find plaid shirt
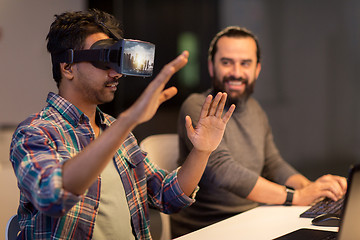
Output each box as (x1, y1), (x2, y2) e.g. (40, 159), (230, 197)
(10, 92), (195, 240)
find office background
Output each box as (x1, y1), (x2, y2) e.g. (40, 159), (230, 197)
(1, 0), (359, 237)
(1, 0), (359, 180)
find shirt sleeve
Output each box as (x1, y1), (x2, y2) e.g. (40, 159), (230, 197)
(261, 122), (299, 184)
(10, 125), (82, 217)
(143, 154), (197, 214)
(201, 141), (260, 198)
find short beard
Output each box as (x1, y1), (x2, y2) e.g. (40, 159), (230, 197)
(212, 75), (256, 109)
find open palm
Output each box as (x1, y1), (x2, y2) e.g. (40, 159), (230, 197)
(186, 92), (235, 153)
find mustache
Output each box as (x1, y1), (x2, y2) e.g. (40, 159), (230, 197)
(223, 76), (249, 85)
(104, 78), (120, 86)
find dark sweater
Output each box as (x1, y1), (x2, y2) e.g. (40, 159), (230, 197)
(171, 89), (298, 237)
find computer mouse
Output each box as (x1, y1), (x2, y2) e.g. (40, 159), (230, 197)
(311, 213), (341, 227)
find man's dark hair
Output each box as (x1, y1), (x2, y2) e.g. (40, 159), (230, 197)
(208, 26), (261, 64)
(46, 9), (123, 87)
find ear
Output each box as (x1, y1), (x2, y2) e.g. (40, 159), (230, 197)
(60, 63), (74, 80)
(255, 62), (261, 79)
(208, 59), (214, 78)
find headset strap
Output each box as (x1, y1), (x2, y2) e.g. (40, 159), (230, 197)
(51, 49), (112, 64)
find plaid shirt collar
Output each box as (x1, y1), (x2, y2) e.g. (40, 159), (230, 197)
(47, 92), (108, 128)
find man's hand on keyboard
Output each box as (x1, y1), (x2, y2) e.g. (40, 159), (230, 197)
(293, 174), (347, 206)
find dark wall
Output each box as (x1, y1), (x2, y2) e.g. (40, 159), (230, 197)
(219, 0), (360, 178)
(89, 0), (360, 180)
(89, 0), (219, 141)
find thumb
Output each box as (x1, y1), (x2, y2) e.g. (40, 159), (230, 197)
(185, 115), (195, 139)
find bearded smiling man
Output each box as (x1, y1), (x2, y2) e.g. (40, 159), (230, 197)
(210, 29), (259, 108)
(170, 26), (347, 238)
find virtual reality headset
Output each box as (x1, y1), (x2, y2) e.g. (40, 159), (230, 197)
(52, 38), (155, 77)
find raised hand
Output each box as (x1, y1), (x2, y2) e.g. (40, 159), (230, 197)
(178, 92), (235, 196)
(186, 92), (235, 153)
(121, 51), (189, 126)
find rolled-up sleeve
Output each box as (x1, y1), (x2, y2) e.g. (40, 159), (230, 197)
(144, 155), (197, 214)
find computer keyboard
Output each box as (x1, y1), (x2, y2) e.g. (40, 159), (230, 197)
(300, 197), (344, 218)
(321, 232), (338, 240)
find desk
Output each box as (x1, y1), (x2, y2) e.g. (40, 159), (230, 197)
(174, 206), (338, 240)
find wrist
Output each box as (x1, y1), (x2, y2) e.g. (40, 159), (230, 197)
(283, 186), (295, 206)
(191, 147), (212, 158)
(117, 111), (138, 131)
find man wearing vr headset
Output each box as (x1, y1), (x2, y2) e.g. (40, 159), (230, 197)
(9, 9), (235, 239)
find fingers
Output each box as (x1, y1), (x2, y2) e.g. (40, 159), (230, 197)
(171, 51), (189, 72)
(297, 175), (347, 205)
(318, 188), (341, 202)
(325, 183), (343, 200)
(316, 175), (347, 197)
(335, 175), (347, 193)
(134, 51), (187, 116)
(322, 189), (341, 202)
(310, 175), (347, 202)
(223, 104), (235, 123)
(198, 95), (213, 120)
(208, 92), (223, 116)
(158, 86), (178, 104)
(331, 176), (347, 196)
(199, 92), (235, 120)
(185, 115), (194, 139)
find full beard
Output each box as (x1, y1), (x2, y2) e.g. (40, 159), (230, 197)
(212, 75), (255, 109)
